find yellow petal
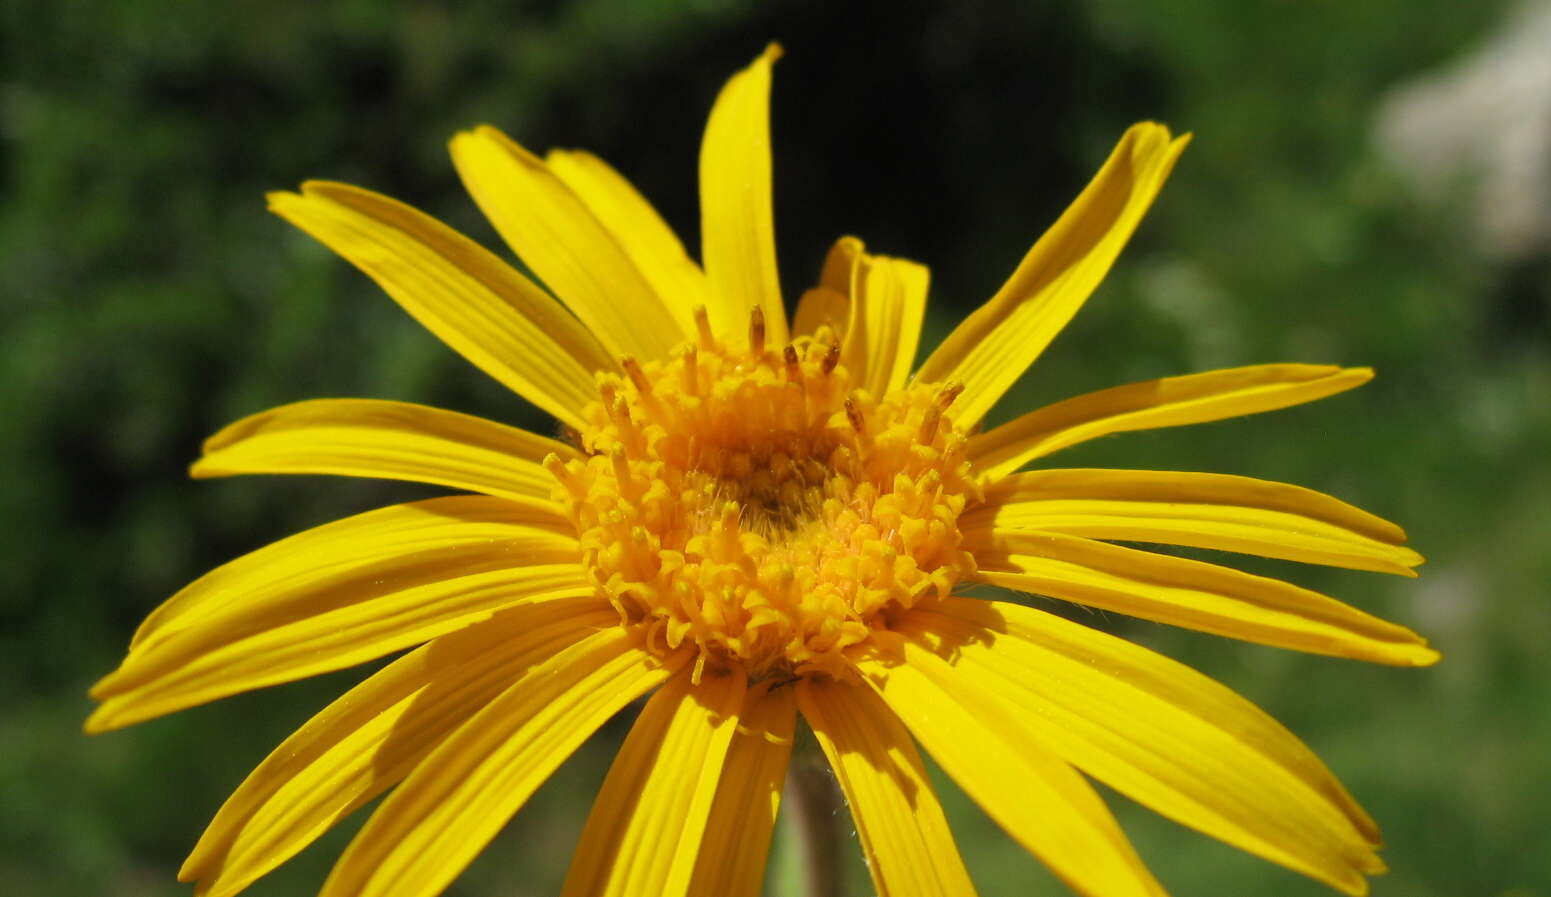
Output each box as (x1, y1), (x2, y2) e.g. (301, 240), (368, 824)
(842, 253), (929, 397)
(792, 235), (863, 341)
(686, 681), (796, 897)
(191, 398), (577, 506)
(970, 364), (1373, 480)
(849, 647), (1167, 897)
(89, 564), (588, 732)
(916, 123), (1190, 427)
(966, 468), (1423, 576)
(795, 677), (978, 897)
(900, 599), (1385, 895)
(562, 669), (746, 897)
(699, 43), (789, 346)
(127, 495), (571, 653)
(966, 529), (1439, 666)
(449, 126), (685, 361)
(546, 148), (712, 338)
(319, 628), (683, 897)
(181, 596), (615, 897)
(268, 182), (610, 431)
(90, 501), (584, 731)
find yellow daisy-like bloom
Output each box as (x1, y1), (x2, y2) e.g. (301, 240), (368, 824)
(89, 45), (1437, 897)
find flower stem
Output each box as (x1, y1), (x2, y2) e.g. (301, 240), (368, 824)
(785, 735), (845, 897)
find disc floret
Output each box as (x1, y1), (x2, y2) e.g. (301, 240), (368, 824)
(547, 308), (981, 681)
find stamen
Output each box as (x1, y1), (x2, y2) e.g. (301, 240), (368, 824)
(822, 342), (841, 375)
(542, 452), (588, 500)
(936, 381), (965, 410)
(693, 305), (715, 350)
(621, 356), (651, 394)
(917, 404), (942, 444)
(680, 345), (699, 394)
(609, 445), (632, 484)
(782, 344), (802, 383)
(749, 305), (766, 357)
(844, 396), (866, 436)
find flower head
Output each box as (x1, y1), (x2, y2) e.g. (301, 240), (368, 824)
(90, 44), (1435, 897)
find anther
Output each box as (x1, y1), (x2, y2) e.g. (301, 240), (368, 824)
(782, 344), (802, 383)
(719, 501), (742, 533)
(917, 404), (942, 444)
(935, 381), (965, 410)
(680, 344), (699, 394)
(693, 305), (715, 350)
(609, 445), (632, 483)
(542, 453), (588, 499)
(749, 305), (766, 357)
(621, 356), (651, 393)
(822, 342), (841, 375)
(844, 396), (866, 435)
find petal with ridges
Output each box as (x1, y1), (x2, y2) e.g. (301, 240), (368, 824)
(969, 364), (1372, 481)
(916, 123), (1190, 427)
(792, 236), (863, 341)
(966, 529), (1439, 665)
(268, 183), (609, 430)
(191, 398), (577, 504)
(450, 126), (684, 361)
(319, 629), (684, 897)
(898, 600), (1384, 895)
(848, 650), (1166, 897)
(182, 596), (615, 897)
(88, 562), (589, 732)
(686, 681), (796, 897)
(546, 148), (711, 337)
(126, 496), (572, 654)
(562, 669), (745, 897)
(699, 43), (788, 346)
(796, 677), (977, 897)
(965, 468), (1422, 576)
(843, 253), (929, 397)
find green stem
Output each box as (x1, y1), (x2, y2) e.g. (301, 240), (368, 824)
(785, 737), (845, 897)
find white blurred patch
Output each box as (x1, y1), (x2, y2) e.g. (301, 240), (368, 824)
(1375, 1), (1551, 258)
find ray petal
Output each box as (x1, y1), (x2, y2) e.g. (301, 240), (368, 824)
(842, 253), (929, 397)
(268, 182), (610, 430)
(966, 529), (1439, 665)
(191, 398), (577, 505)
(182, 596), (615, 897)
(916, 123), (1190, 427)
(969, 364), (1372, 480)
(449, 126), (685, 361)
(318, 629), (684, 897)
(546, 148), (711, 337)
(89, 501), (584, 731)
(699, 43), (789, 346)
(561, 670), (745, 897)
(126, 496), (571, 653)
(88, 562), (588, 732)
(796, 677), (978, 897)
(686, 681), (797, 897)
(793, 235), (862, 345)
(851, 646), (1167, 897)
(898, 599), (1385, 895)
(965, 468), (1423, 576)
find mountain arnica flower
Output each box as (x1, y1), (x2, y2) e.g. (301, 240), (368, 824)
(89, 44), (1437, 897)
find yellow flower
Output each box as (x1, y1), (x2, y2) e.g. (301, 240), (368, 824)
(89, 44), (1436, 897)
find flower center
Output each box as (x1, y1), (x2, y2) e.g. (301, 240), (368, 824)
(546, 307), (981, 682)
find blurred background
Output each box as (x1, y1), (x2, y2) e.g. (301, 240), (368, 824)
(3, 0), (1547, 895)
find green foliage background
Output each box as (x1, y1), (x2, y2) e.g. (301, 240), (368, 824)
(3, 1), (1546, 895)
